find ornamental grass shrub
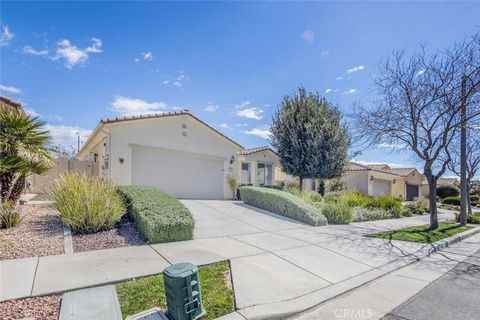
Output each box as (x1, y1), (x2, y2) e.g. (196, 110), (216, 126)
(321, 202), (353, 224)
(239, 186), (327, 226)
(118, 185), (194, 243)
(49, 173), (125, 233)
(0, 201), (22, 228)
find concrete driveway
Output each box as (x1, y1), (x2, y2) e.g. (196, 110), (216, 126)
(179, 200), (458, 317)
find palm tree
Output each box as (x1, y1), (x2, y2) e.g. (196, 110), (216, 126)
(0, 109), (53, 203)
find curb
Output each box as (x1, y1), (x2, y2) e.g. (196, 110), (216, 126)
(238, 226), (480, 320)
(428, 226), (480, 254)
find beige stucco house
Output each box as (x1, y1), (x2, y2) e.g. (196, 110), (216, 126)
(77, 110), (282, 199)
(342, 162), (423, 200)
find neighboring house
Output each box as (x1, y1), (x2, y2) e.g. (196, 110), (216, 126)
(77, 110), (281, 199)
(342, 162), (423, 200)
(0, 95), (25, 114)
(420, 176), (459, 197)
(237, 147), (280, 186)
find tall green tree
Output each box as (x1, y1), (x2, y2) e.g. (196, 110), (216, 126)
(270, 87), (351, 190)
(0, 109), (53, 203)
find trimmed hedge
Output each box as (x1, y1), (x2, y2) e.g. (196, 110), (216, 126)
(118, 186), (194, 243)
(437, 185), (460, 199)
(239, 186), (327, 226)
(443, 196), (460, 206)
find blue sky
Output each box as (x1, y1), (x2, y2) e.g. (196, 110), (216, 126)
(1, 1), (479, 170)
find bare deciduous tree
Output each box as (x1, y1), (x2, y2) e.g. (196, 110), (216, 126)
(354, 33), (480, 229)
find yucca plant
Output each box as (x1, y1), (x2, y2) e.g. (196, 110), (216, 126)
(0, 109), (53, 203)
(226, 174), (239, 200)
(0, 200), (22, 228)
(49, 173), (125, 233)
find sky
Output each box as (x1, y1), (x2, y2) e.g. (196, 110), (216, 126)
(1, 1), (479, 171)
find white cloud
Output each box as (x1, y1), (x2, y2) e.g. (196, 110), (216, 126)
(234, 123), (248, 127)
(343, 89), (357, 95)
(320, 50), (329, 55)
(243, 127), (271, 139)
(236, 107), (264, 120)
(111, 96), (167, 116)
(0, 25), (14, 47)
(0, 84), (22, 94)
(347, 65), (365, 73)
(336, 76), (343, 80)
(204, 103), (219, 112)
(54, 38), (103, 69)
(219, 123), (229, 128)
(325, 89), (333, 94)
(375, 142), (406, 149)
(45, 124), (93, 148)
(417, 69), (426, 76)
(22, 45), (49, 56)
(162, 71), (189, 88)
(142, 52), (153, 61)
(235, 100), (264, 120)
(134, 58), (140, 62)
(301, 30), (315, 43)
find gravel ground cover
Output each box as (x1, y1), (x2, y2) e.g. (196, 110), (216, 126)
(73, 214), (146, 252)
(0, 204), (64, 260)
(0, 294), (61, 320)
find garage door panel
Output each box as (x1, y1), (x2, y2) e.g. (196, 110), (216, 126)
(372, 179), (391, 197)
(132, 148), (224, 199)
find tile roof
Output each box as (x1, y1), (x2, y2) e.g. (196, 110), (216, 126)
(239, 146), (276, 155)
(346, 162), (370, 171)
(0, 95), (24, 114)
(387, 167), (418, 176)
(79, 110), (243, 153)
(368, 164), (391, 170)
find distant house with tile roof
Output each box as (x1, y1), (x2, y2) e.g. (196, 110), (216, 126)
(0, 95), (25, 114)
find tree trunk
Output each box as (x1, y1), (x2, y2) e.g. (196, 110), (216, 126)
(299, 177), (304, 191)
(8, 173), (26, 203)
(427, 175), (439, 229)
(0, 172), (15, 202)
(467, 182), (472, 216)
(459, 75), (468, 225)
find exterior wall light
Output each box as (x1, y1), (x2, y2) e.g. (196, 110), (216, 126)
(369, 176), (374, 182)
(230, 156), (235, 165)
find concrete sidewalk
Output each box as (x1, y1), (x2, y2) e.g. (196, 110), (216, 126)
(0, 201), (476, 320)
(293, 233), (480, 320)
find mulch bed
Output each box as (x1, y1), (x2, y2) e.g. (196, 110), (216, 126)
(0, 204), (64, 260)
(0, 294), (61, 320)
(73, 214), (146, 252)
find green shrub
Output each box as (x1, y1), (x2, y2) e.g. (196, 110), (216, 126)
(340, 192), (367, 207)
(437, 185), (460, 199)
(49, 174), (125, 233)
(0, 201), (22, 228)
(321, 202), (353, 224)
(239, 186), (327, 226)
(118, 185), (194, 243)
(405, 199), (429, 215)
(353, 207), (391, 222)
(470, 195), (480, 203)
(364, 195), (403, 210)
(324, 191), (345, 203)
(288, 189), (323, 205)
(226, 175), (239, 200)
(455, 212), (480, 224)
(443, 196), (461, 206)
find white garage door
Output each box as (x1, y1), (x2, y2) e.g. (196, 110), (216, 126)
(372, 179), (391, 197)
(132, 148), (224, 199)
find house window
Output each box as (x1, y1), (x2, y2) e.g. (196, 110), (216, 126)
(257, 163), (273, 186)
(241, 163), (251, 184)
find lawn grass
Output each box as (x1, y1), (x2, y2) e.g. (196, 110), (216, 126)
(367, 222), (474, 243)
(116, 261), (235, 319)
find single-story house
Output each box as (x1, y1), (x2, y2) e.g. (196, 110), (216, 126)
(77, 110), (281, 199)
(341, 162), (423, 200)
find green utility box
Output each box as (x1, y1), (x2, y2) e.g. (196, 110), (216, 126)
(163, 262), (206, 320)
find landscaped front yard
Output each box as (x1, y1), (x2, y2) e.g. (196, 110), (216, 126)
(116, 261), (235, 320)
(368, 222), (474, 243)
